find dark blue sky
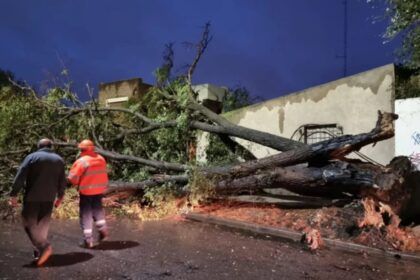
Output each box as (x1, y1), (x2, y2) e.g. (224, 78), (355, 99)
(0, 0), (400, 100)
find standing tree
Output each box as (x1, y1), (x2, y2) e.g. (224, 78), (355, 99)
(371, 0), (420, 68)
(370, 1), (420, 98)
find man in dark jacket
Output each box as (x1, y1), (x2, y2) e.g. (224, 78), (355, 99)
(9, 138), (66, 266)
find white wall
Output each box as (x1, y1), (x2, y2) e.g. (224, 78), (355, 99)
(192, 84), (227, 102)
(221, 64), (395, 165)
(395, 97), (420, 170)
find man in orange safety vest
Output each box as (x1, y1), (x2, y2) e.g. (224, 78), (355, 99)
(68, 139), (109, 248)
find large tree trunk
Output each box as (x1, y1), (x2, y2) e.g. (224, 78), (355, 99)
(213, 155), (417, 217)
(69, 106), (305, 154)
(206, 111), (398, 177)
(106, 174), (189, 194)
(55, 110), (415, 218)
(214, 195), (351, 208)
(102, 112), (412, 214)
(206, 110), (411, 215)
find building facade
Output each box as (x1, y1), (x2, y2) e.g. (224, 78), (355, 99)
(198, 64), (396, 165)
(98, 78), (152, 108)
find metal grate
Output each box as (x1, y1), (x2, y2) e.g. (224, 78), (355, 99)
(291, 124), (343, 144)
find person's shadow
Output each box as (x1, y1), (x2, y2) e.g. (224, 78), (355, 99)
(23, 252), (94, 268)
(91, 240), (139, 251)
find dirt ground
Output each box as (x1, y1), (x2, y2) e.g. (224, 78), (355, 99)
(1, 217), (419, 280)
(195, 201), (420, 252)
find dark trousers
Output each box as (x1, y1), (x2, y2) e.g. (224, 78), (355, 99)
(21, 201), (53, 252)
(79, 194), (107, 242)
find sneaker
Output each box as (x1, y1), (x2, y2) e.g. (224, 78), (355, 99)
(99, 229), (109, 242)
(36, 245), (52, 266)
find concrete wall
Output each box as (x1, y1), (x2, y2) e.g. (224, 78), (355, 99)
(217, 64), (395, 164)
(193, 84), (227, 114)
(193, 84), (227, 102)
(395, 97), (420, 170)
(98, 78), (151, 106)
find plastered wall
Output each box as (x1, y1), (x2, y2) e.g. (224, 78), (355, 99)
(395, 97), (420, 170)
(199, 64), (396, 165)
(98, 78), (151, 106)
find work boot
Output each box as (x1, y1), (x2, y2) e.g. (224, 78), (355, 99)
(99, 229), (109, 242)
(83, 239), (94, 249)
(33, 250), (40, 261)
(31, 250), (40, 265)
(36, 245), (52, 267)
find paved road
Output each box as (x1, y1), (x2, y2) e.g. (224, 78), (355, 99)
(0, 218), (419, 279)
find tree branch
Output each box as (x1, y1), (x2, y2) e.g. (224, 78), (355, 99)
(97, 148), (188, 172)
(60, 106), (304, 152)
(214, 111), (398, 177)
(0, 148), (31, 157)
(106, 174), (189, 194)
(53, 141), (189, 172)
(86, 83), (104, 149)
(187, 22), (213, 85)
(217, 134), (257, 161)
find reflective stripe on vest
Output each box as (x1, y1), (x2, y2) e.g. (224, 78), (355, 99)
(68, 172), (80, 181)
(84, 169), (108, 176)
(79, 183), (108, 191)
(77, 154), (108, 195)
(79, 158), (89, 168)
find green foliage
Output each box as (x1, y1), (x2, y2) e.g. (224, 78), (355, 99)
(110, 182), (184, 220)
(154, 43), (174, 87)
(205, 86), (260, 165)
(142, 182), (179, 207)
(126, 169), (150, 182)
(137, 78), (195, 164)
(112, 196), (182, 221)
(0, 63), (259, 210)
(52, 188), (79, 219)
(223, 86), (262, 112)
(0, 74), (104, 193)
(395, 66), (420, 99)
(188, 168), (216, 205)
(370, 0), (420, 68)
(0, 69), (17, 88)
(205, 134), (238, 165)
(0, 196), (21, 221)
(1, 24), (254, 211)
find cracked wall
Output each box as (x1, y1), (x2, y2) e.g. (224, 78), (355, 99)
(221, 64), (395, 164)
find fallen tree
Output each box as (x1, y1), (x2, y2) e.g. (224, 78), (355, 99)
(98, 111), (417, 218)
(1, 24), (419, 233)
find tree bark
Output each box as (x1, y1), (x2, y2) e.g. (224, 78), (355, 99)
(106, 174), (188, 194)
(217, 134), (257, 161)
(215, 195), (351, 208)
(64, 106), (305, 153)
(53, 110), (412, 215)
(207, 111), (397, 177)
(213, 157), (414, 215)
(213, 161), (382, 197)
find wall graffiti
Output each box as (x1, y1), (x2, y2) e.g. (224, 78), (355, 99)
(395, 98), (420, 170)
(410, 132), (420, 170)
(412, 131), (420, 145)
(409, 152), (420, 171)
